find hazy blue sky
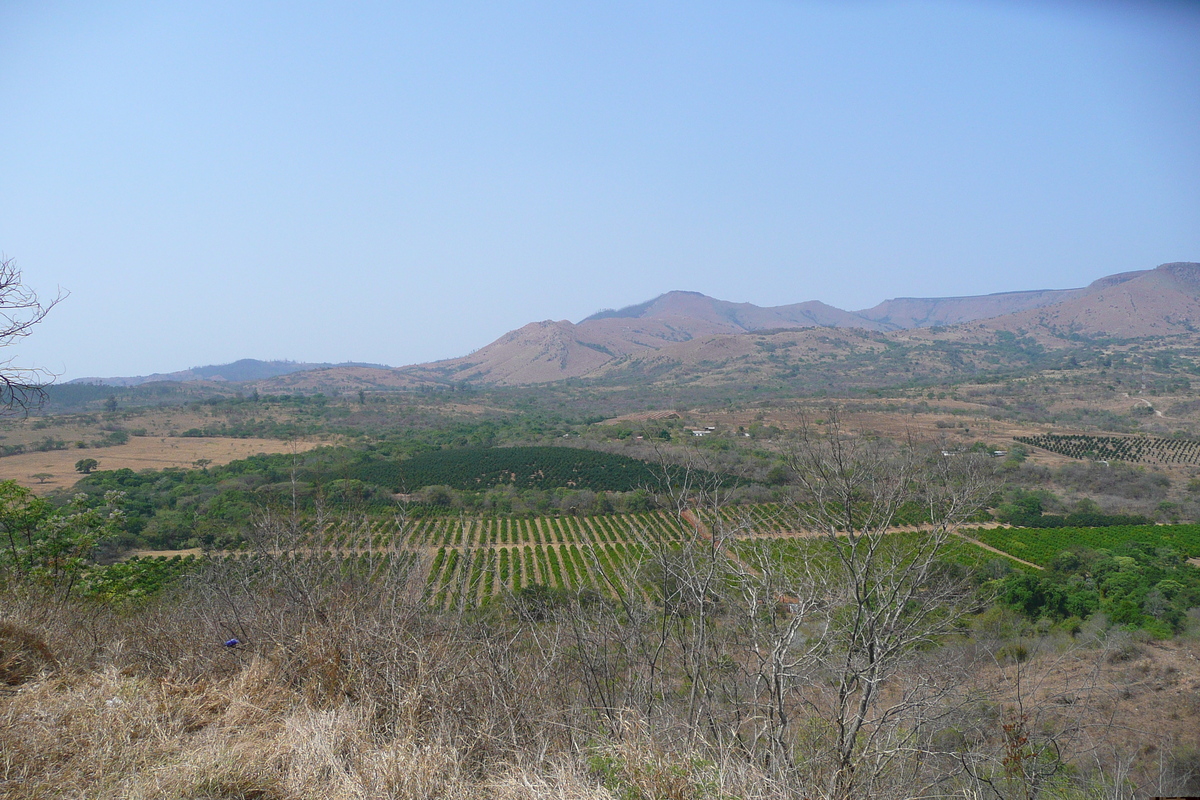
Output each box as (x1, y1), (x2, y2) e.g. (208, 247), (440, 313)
(1, 0), (1197, 379)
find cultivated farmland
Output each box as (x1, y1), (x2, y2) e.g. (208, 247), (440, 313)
(1015, 432), (1200, 464)
(199, 508), (1200, 610)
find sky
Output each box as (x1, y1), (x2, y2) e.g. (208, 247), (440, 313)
(1, 0), (1198, 380)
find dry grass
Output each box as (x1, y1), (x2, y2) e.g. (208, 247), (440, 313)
(0, 659), (613, 799)
(0, 437), (321, 495)
(0, 651), (813, 800)
(3, 548), (1199, 800)
(0, 607), (624, 800)
(0, 552), (802, 800)
(0, 622), (56, 686)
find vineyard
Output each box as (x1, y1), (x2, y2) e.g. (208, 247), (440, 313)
(196, 507), (1013, 609)
(202, 510), (697, 610)
(1015, 433), (1200, 464)
(117, 510), (1200, 610)
(693, 500), (990, 529)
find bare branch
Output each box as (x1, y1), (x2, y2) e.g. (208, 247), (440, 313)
(0, 256), (65, 414)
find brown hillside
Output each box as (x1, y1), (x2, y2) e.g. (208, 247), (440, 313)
(445, 262), (1200, 386)
(408, 320), (615, 385)
(855, 286), (1089, 328)
(588, 327), (901, 387)
(184, 261), (1200, 391)
(407, 313), (762, 385)
(251, 365), (437, 392)
(982, 262), (1200, 338)
(408, 293), (894, 386)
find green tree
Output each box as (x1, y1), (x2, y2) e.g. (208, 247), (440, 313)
(75, 458), (99, 474)
(0, 480), (52, 578)
(0, 480), (125, 597)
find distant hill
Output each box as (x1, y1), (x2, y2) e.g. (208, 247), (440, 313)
(65, 262), (1200, 395)
(68, 359), (391, 387)
(398, 264), (1194, 386)
(250, 364), (434, 393)
(584, 290), (887, 331)
(579, 263), (1200, 393)
(405, 292), (894, 386)
(980, 262), (1200, 338)
(853, 287), (1090, 329)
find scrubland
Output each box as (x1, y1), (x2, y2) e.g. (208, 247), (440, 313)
(3, 381), (1200, 798)
(4, 520), (1200, 800)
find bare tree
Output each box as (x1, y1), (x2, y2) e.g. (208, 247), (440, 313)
(763, 411), (994, 799)
(0, 256), (62, 413)
(564, 418), (995, 797)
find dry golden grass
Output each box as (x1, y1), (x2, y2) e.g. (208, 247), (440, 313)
(0, 437), (321, 495)
(7, 629), (1194, 800)
(0, 645), (619, 800)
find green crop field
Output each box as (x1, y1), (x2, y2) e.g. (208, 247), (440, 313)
(111, 512), (1200, 611)
(343, 446), (720, 492)
(969, 524), (1200, 566)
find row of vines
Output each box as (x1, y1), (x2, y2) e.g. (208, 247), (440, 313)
(152, 508), (1200, 610)
(421, 542), (652, 609)
(270, 510), (693, 550)
(1016, 433), (1200, 464)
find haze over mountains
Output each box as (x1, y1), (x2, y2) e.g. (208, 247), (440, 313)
(71, 262), (1200, 392)
(398, 262), (1199, 386)
(68, 359), (390, 387)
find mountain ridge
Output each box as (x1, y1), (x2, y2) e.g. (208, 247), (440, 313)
(405, 263), (1200, 386)
(68, 358), (392, 387)
(68, 262), (1200, 391)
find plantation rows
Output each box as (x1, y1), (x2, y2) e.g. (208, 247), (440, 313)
(216, 549), (421, 576)
(288, 510), (694, 550)
(127, 531), (1009, 610)
(700, 503), (792, 532)
(1015, 433), (1200, 465)
(423, 542), (651, 609)
(212, 540), (651, 609)
(136, 516), (1200, 608)
(698, 501), (946, 532)
(972, 524), (1200, 567)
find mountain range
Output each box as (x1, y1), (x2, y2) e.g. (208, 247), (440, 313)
(72, 262), (1200, 393)
(388, 262), (1199, 387)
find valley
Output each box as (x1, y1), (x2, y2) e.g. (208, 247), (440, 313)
(6, 259), (1200, 800)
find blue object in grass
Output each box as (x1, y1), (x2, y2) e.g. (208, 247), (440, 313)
(224, 638), (240, 648)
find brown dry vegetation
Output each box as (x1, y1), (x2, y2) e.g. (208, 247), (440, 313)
(0, 437), (321, 495)
(0, 559), (790, 800)
(2, 563), (1199, 800)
